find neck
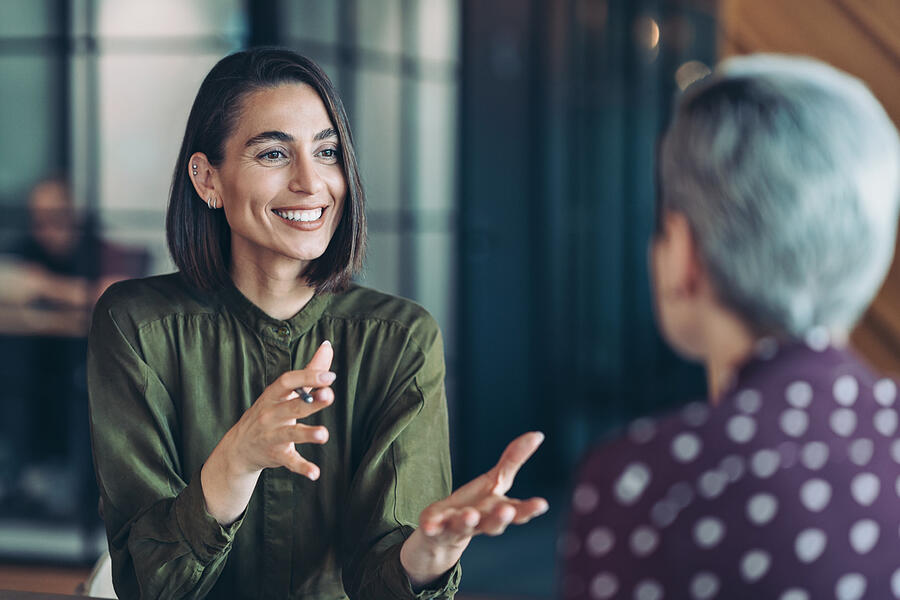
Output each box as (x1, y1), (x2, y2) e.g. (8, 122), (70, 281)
(230, 252), (315, 321)
(703, 308), (757, 404)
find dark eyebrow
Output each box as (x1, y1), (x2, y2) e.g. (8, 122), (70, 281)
(314, 127), (338, 142)
(245, 130), (294, 147)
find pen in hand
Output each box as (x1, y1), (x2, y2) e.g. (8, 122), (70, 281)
(295, 387), (315, 403)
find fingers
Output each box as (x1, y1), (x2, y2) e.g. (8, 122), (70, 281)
(282, 450), (322, 481)
(275, 423), (329, 445)
(478, 502), (516, 536)
(511, 497), (550, 524)
(273, 369), (336, 398)
(489, 431), (544, 495)
(305, 340), (334, 371)
(421, 497), (550, 539)
(273, 387), (335, 422)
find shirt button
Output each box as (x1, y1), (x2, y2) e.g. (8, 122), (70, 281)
(276, 326), (290, 337)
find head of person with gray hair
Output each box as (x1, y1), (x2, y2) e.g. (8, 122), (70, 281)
(651, 54), (900, 386)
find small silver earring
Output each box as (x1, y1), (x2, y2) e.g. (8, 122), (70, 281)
(207, 196), (215, 209)
(192, 163), (198, 176)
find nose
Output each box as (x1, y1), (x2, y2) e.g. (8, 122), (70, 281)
(288, 153), (326, 195)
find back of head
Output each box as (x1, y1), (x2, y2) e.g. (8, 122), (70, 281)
(659, 54), (900, 338)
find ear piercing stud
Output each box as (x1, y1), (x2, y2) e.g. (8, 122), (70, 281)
(192, 163), (198, 176)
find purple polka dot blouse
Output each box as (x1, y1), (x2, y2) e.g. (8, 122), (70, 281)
(561, 340), (900, 600)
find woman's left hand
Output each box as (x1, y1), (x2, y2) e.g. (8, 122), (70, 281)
(399, 431), (549, 589)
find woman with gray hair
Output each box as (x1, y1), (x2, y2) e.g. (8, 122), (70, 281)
(561, 54), (900, 599)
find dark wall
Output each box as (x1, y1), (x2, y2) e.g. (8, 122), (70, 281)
(457, 0), (713, 491)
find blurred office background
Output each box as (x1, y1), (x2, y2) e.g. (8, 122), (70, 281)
(1, 0), (899, 598)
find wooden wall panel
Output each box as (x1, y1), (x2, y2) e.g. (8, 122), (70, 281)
(720, 0), (900, 374)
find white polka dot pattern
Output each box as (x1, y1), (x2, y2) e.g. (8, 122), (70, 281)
(891, 439), (900, 464)
(874, 378), (897, 407)
(740, 549), (771, 582)
(719, 454), (745, 482)
(751, 449), (780, 478)
(891, 568), (900, 598)
(875, 409), (898, 437)
(850, 473), (880, 507)
(694, 517), (725, 549)
(785, 381), (813, 408)
(735, 389), (763, 414)
(830, 408), (857, 437)
(614, 463), (651, 506)
(833, 375), (858, 406)
(800, 441), (829, 470)
(634, 580), (664, 600)
(727, 415), (757, 443)
(697, 470), (728, 499)
(590, 573), (618, 599)
(848, 439), (873, 466)
(671, 432), (702, 463)
(650, 500), (678, 528)
(628, 418), (657, 444)
(689, 572), (720, 600)
(835, 573), (866, 600)
(849, 519), (879, 554)
(667, 481), (694, 509)
(585, 527), (614, 557)
(799, 479), (831, 512)
(780, 409), (809, 437)
(795, 528), (827, 563)
(573, 484), (599, 514)
(564, 347), (900, 600)
(682, 402), (710, 427)
(629, 526), (659, 557)
(746, 493), (778, 526)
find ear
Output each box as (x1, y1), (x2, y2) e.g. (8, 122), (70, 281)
(188, 152), (222, 209)
(658, 210), (705, 299)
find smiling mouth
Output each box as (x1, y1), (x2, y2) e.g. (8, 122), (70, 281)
(272, 207), (325, 223)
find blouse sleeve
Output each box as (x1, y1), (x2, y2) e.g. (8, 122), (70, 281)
(87, 295), (243, 599)
(340, 315), (462, 600)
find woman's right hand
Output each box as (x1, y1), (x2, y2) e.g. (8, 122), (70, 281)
(201, 340), (335, 524)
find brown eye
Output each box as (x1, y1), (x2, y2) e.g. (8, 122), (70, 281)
(259, 149), (287, 161)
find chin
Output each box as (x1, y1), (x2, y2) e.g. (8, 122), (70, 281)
(659, 317), (707, 363)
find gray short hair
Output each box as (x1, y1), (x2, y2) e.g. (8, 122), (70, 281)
(659, 54), (900, 337)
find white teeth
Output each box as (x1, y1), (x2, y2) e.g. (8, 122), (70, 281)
(275, 208), (323, 222)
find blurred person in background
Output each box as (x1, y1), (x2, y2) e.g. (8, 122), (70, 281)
(0, 176), (101, 518)
(0, 177), (95, 324)
(561, 54), (900, 599)
(88, 47), (547, 600)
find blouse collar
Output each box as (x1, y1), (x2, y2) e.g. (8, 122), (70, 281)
(217, 278), (332, 346)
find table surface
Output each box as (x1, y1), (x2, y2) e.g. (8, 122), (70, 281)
(0, 592), (100, 600)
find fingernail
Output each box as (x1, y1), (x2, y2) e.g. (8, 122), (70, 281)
(313, 428), (328, 441)
(318, 371), (336, 384)
(308, 468), (320, 481)
(321, 340), (332, 348)
(535, 431), (545, 443)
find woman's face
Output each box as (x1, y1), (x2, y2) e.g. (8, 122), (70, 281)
(215, 83), (346, 273)
(650, 211), (707, 361)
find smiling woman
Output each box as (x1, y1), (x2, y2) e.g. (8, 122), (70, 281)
(86, 48), (547, 600)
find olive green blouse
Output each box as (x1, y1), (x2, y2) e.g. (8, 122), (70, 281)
(87, 273), (461, 600)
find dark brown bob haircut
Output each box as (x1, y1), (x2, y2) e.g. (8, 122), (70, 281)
(166, 47), (366, 293)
